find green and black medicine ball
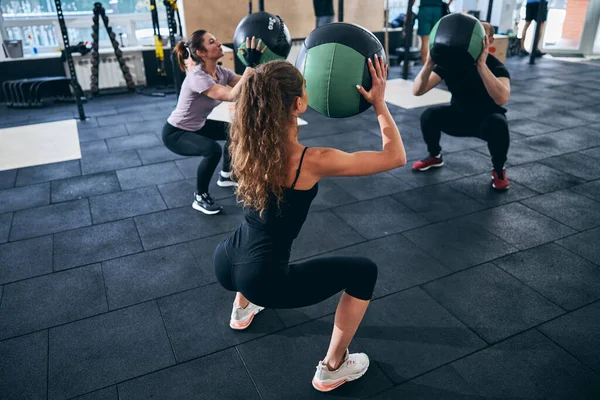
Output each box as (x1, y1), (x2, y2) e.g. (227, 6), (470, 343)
(428, 13), (486, 72)
(295, 22), (386, 119)
(233, 12), (292, 67)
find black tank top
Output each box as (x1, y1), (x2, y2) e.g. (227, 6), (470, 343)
(227, 147), (319, 262)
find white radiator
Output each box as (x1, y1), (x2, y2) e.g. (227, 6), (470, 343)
(68, 51), (146, 92)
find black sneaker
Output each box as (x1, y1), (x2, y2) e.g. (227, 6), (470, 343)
(534, 49), (546, 58)
(193, 192), (222, 215)
(519, 49), (530, 57)
(217, 174), (238, 188)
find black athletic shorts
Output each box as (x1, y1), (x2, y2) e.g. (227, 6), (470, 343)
(526, 1), (548, 22)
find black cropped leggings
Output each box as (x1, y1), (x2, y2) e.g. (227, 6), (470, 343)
(162, 120), (231, 195)
(420, 105), (510, 172)
(213, 242), (378, 309)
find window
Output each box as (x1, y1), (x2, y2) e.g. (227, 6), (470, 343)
(1, 0), (171, 53)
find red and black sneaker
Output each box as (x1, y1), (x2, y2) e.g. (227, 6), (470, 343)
(492, 170), (510, 190)
(412, 155), (444, 171)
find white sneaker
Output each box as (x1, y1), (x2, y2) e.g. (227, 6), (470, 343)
(229, 301), (264, 330)
(312, 350), (370, 392)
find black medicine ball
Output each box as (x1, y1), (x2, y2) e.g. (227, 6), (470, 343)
(295, 23), (386, 118)
(428, 13), (486, 72)
(233, 12), (292, 66)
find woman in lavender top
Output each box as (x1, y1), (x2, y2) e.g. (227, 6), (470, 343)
(162, 30), (264, 214)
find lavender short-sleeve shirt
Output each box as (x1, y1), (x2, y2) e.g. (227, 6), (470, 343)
(167, 65), (237, 131)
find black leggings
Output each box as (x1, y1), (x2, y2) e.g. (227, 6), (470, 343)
(162, 120), (231, 194)
(421, 105), (510, 172)
(213, 241), (378, 309)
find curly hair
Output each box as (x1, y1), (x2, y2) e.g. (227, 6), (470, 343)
(229, 60), (304, 217)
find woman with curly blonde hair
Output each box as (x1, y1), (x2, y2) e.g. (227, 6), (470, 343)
(213, 57), (406, 392)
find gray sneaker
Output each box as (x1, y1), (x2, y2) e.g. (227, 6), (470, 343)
(229, 301), (264, 330)
(192, 192), (222, 215)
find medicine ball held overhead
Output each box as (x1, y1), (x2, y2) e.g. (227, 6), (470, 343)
(295, 23), (386, 119)
(233, 12), (292, 67)
(428, 13), (486, 72)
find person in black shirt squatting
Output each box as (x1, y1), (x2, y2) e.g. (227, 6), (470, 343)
(412, 22), (511, 190)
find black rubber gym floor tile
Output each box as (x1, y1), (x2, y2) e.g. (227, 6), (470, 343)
(102, 244), (205, 310)
(134, 207), (226, 250)
(0, 115), (29, 128)
(448, 172), (538, 206)
(116, 162), (184, 190)
(48, 302), (175, 400)
(0, 235), (52, 285)
(106, 133), (161, 153)
(0, 213), (11, 244)
(439, 149), (494, 176)
(508, 162), (585, 193)
(76, 118), (100, 130)
(117, 349), (261, 400)
(136, 145), (188, 165)
(209, 196), (246, 233)
(529, 112), (592, 130)
(506, 107), (539, 121)
(451, 330), (600, 400)
(51, 171), (120, 203)
(333, 196), (429, 239)
(186, 233), (231, 285)
(15, 159), (81, 187)
(77, 124), (129, 142)
(572, 180), (600, 202)
(330, 233), (451, 298)
(307, 178), (358, 212)
(575, 80), (600, 91)
(28, 111), (76, 124)
(494, 243), (600, 310)
(465, 202), (576, 250)
(392, 184), (486, 223)
(10, 199), (92, 241)
(370, 365), (483, 400)
(71, 386), (118, 400)
(0, 182), (49, 214)
(53, 219), (143, 271)
(493, 141), (553, 166)
(273, 292), (341, 329)
(355, 288), (486, 384)
(403, 218), (517, 271)
(567, 106), (600, 122)
(303, 130), (382, 153)
(0, 169), (16, 189)
(521, 190), (600, 231)
(158, 284), (284, 363)
(389, 165), (463, 189)
(90, 186), (167, 224)
(540, 153), (600, 181)
(519, 127), (600, 156)
(80, 150), (142, 175)
(581, 146), (600, 160)
(125, 118), (165, 136)
(237, 315), (394, 399)
(438, 135), (486, 153)
(423, 263), (564, 343)
(329, 172), (412, 201)
(556, 227), (600, 266)
(174, 157), (203, 178)
(0, 330), (47, 400)
(79, 139), (109, 156)
(0, 264), (107, 340)
(97, 113), (145, 127)
(289, 209), (366, 260)
(539, 301), (600, 374)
